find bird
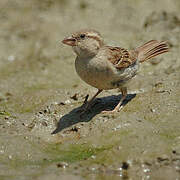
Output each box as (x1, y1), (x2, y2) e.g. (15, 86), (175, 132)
(62, 29), (169, 113)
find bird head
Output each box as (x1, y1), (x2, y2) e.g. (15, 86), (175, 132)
(62, 29), (104, 57)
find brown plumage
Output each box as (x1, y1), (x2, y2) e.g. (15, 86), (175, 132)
(135, 40), (169, 63)
(106, 40), (169, 71)
(107, 46), (137, 69)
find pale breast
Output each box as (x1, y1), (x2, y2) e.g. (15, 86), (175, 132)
(75, 55), (113, 89)
(75, 55), (139, 90)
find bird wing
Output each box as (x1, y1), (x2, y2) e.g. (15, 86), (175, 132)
(106, 46), (138, 70)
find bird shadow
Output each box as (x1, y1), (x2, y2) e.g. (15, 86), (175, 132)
(51, 93), (136, 134)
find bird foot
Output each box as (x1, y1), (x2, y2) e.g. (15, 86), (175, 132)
(101, 105), (123, 114)
(101, 109), (118, 114)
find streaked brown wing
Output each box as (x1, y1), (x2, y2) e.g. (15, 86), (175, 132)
(106, 46), (137, 70)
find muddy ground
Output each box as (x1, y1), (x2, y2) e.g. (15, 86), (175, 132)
(0, 0), (180, 179)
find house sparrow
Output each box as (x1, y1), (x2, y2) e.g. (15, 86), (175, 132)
(62, 29), (169, 113)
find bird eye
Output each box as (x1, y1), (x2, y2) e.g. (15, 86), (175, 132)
(80, 34), (86, 39)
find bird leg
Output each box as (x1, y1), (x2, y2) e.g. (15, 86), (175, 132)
(82, 89), (103, 111)
(102, 87), (127, 113)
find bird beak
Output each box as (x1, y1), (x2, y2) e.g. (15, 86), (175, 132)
(62, 37), (76, 46)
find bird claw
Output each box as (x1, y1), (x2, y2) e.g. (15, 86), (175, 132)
(101, 105), (123, 114)
(83, 94), (89, 105)
(101, 109), (118, 114)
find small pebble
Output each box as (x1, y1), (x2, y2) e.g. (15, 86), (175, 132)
(150, 108), (156, 113)
(8, 55), (15, 62)
(91, 155), (96, 159)
(70, 93), (78, 101)
(143, 168), (150, 173)
(65, 100), (71, 104)
(8, 155), (12, 159)
(58, 102), (65, 105)
(56, 162), (69, 168)
(121, 161), (129, 170)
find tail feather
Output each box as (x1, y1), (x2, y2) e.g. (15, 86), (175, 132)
(145, 43), (168, 56)
(136, 40), (169, 63)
